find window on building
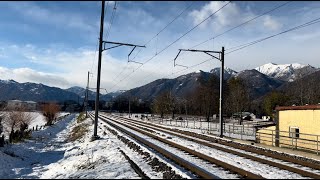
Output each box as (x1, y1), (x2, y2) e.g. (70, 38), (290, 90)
(289, 127), (299, 138)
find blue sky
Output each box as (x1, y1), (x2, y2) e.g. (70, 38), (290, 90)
(0, 1), (320, 92)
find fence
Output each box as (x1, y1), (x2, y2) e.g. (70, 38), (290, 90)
(117, 113), (257, 140)
(256, 129), (320, 155)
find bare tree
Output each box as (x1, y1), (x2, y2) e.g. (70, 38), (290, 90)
(42, 103), (60, 126)
(4, 106), (34, 143)
(192, 74), (219, 121)
(225, 77), (250, 124)
(153, 91), (175, 118)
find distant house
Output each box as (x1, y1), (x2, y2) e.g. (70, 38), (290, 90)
(7, 100), (37, 111)
(232, 112), (256, 120)
(7, 100), (23, 110)
(24, 101), (37, 111)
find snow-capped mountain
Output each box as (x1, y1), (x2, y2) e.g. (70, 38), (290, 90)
(210, 67), (238, 80)
(0, 79), (80, 102)
(255, 63), (319, 82)
(65, 86), (99, 100)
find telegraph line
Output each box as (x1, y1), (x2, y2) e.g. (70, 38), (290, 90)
(109, 1), (231, 92)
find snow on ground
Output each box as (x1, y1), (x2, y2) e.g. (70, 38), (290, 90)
(0, 113), (142, 179)
(0, 111), (70, 139)
(1, 111), (318, 179)
(118, 119), (306, 179)
(28, 111), (70, 130)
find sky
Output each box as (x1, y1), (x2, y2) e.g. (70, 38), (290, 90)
(0, 1), (320, 93)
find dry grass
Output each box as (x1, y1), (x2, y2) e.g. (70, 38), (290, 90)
(67, 124), (89, 142)
(77, 112), (86, 123)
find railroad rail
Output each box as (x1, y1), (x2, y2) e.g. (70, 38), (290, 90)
(89, 112), (263, 179)
(118, 148), (150, 179)
(104, 113), (320, 179)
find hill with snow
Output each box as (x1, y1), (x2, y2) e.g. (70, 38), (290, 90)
(255, 63), (318, 82)
(0, 80), (80, 102)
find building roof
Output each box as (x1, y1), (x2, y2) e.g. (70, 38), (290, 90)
(276, 104), (320, 111)
(8, 100), (22, 102)
(25, 101), (37, 104)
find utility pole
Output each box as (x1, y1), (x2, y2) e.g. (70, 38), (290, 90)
(173, 47), (225, 137)
(219, 47), (224, 138)
(128, 90), (131, 118)
(85, 71), (92, 118)
(93, 0), (105, 140)
(92, 1), (145, 140)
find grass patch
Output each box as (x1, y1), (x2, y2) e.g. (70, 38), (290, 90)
(67, 124), (89, 142)
(77, 112), (86, 123)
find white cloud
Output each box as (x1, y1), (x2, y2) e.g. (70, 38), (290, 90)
(1, 2), (320, 93)
(0, 66), (71, 88)
(189, 1), (282, 33)
(189, 1), (244, 30)
(263, 15), (282, 31)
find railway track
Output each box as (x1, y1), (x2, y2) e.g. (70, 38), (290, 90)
(102, 113), (320, 179)
(89, 112), (264, 179)
(118, 148), (150, 179)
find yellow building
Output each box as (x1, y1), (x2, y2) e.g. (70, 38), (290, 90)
(257, 105), (320, 154)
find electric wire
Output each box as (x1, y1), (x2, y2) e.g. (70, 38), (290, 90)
(109, 1), (231, 92)
(225, 17), (320, 54)
(110, 1), (194, 86)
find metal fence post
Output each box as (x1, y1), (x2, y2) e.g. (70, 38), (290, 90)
(317, 136), (319, 155)
(291, 132), (294, 150)
(233, 123), (235, 135)
(242, 124), (244, 136)
(187, 118), (188, 128)
(241, 125), (243, 140)
(272, 130), (274, 147)
(194, 118), (195, 129)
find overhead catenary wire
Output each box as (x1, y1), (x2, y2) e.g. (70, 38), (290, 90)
(130, 1), (195, 61)
(90, 2), (110, 74)
(125, 15), (320, 92)
(157, 14), (320, 90)
(110, 2), (320, 102)
(109, 2), (193, 87)
(225, 16), (320, 54)
(109, 1), (231, 92)
(126, 1), (292, 88)
(122, 1), (320, 91)
(180, 1), (292, 56)
(105, 1), (117, 41)
(115, 1), (294, 92)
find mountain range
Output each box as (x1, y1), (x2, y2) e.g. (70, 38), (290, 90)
(0, 63), (318, 104)
(120, 63), (319, 102)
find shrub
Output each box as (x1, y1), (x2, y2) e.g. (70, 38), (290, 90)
(77, 112), (86, 123)
(42, 103), (60, 126)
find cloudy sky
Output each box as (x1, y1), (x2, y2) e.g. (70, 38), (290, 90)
(0, 1), (320, 93)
